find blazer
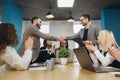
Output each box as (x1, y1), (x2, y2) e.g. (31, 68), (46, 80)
(66, 25), (100, 45)
(18, 25), (57, 60)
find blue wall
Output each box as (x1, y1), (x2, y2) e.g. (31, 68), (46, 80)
(101, 9), (120, 45)
(2, 0), (23, 51)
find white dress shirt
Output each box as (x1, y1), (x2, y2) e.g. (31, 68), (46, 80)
(92, 49), (115, 66)
(89, 53), (100, 66)
(0, 46), (32, 73)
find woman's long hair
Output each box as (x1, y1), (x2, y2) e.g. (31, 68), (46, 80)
(43, 40), (52, 48)
(0, 23), (18, 55)
(59, 39), (69, 50)
(98, 30), (118, 52)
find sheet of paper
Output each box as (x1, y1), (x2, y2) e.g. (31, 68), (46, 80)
(28, 67), (47, 71)
(109, 72), (120, 75)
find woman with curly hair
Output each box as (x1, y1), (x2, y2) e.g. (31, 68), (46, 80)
(0, 23), (33, 72)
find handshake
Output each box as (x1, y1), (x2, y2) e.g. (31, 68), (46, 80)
(57, 35), (93, 45)
(57, 36), (66, 42)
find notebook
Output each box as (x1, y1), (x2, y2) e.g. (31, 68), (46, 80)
(73, 47), (120, 72)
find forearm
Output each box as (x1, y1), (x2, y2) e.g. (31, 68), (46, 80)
(2, 48), (32, 70)
(19, 49), (32, 70)
(30, 27), (57, 41)
(66, 33), (80, 40)
(94, 50), (114, 66)
(112, 53), (120, 62)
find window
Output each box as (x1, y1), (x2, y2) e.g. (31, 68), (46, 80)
(39, 21), (50, 47)
(73, 21), (83, 65)
(73, 21), (84, 48)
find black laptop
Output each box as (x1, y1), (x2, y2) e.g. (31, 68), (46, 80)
(73, 47), (120, 72)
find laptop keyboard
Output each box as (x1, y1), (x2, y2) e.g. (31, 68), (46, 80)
(94, 66), (120, 72)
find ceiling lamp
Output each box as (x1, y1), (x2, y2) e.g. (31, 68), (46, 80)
(67, 13), (74, 22)
(46, 9), (54, 19)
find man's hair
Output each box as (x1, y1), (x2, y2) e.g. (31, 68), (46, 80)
(82, 14), (90, 21)
(31, 16), (39, 24)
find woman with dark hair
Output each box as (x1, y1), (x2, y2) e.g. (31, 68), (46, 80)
(59, 39), (68, 50)
(32, 39), (56, 63)
(0, 23), (33, 72)
(56, 39), (74, 63)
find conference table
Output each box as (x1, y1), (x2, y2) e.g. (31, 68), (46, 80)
(0, 63), (119, 80)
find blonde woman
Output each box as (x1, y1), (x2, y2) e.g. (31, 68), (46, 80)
(86, 30), (120, 68)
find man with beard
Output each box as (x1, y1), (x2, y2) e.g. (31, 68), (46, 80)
(58, 14), (100, 46)
(18, 17), (57, 63)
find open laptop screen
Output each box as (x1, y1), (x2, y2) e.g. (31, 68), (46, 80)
(73, 47), (120, 72)
(73, 47), (95, 71)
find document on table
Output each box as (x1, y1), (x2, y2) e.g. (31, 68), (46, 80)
(28, 63), (47, 71)
(28, 67), (47, 71)
(109, 72), (120, 75)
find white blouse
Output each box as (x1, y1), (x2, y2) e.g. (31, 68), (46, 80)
(0, 46), (32, 72)
(91, 49), (115, 66)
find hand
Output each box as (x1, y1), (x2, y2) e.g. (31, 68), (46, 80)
(83, 40), (92, 45)
(57, 36), (66, 42)
(50, 44), (56, 54)
(86, 44), (97, 52)
(108, 45), (120, 62)
(25, 36), (34, 50)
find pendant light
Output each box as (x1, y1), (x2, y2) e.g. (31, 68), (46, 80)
(67, 13), (74, 22)
(46, 9), (54, 19)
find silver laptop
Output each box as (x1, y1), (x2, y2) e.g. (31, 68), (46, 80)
(73, 47), (120, 72)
